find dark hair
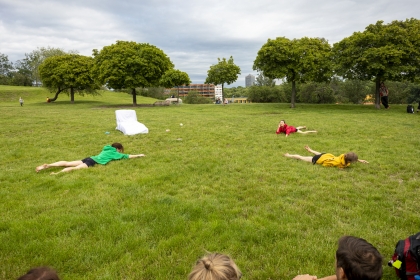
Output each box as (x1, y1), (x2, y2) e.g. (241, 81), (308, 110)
(17, 267), (60, 280)
(111, 142), (124, 153)
(336, 236), (383, 280)
(344, 152), (358, 164)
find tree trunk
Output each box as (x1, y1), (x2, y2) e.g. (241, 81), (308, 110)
(132, 88), (137, 106)
(375, 78), (381, 109)
(49, 87), (67, 102)
(291, 80), (296, 108)
(177, 86), (179, 104)
(70, 87), (75, 104)
(222, 83), (224, 105)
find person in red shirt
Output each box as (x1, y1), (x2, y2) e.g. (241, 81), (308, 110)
(276, 120), (317, 137)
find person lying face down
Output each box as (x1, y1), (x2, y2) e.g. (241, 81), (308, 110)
(36, 142), (145, 175)
(276, 120), (317, 137)
(284, 146), (368, 168)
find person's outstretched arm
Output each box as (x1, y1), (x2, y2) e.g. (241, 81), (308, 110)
(292, 274), (317, 280)
(357, 159), (369, 163)
(318, 275), (336, 280)
(129, 154), (145, 158)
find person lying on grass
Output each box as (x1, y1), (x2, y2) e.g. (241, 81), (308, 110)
(189, 252), (242, 280)
(36, 142), (145, 175)
(284, 146), (368, 168)
(276, 120), (317, 137)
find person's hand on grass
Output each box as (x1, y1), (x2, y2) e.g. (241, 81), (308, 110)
(293, 274), (317, 280)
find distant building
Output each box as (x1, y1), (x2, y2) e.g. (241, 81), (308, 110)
(164, 84), (216, 98)
(214, 85), (222, 101)
(245, 74), (255, 87)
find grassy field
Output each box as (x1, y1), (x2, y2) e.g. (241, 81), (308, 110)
(0, 85), (419, 279)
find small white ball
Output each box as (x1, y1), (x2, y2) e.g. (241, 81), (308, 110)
(180, 123), (183, 126)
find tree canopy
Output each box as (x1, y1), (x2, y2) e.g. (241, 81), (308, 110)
(159, 69), (191, 102)
(333, 18), (420, 108)
(39, 54), (98, 103)
(253, 37), (332, 108)
(205, 56), (241, 101)
(92, 41), (174, 106)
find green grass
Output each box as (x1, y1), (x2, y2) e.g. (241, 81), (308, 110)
(0, 85), (419, 279)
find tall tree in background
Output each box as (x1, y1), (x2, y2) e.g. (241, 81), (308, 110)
(0, 53), (13, 85)
(39, 54), (98, 103)
(159, 69), (191, 103)
(333, 18), (420, 109)
(21, 47), (71, 86)
(93, 41), (174, 106)
(205, 56), (241, 101)
(255, 73), (275, 87)
(253, 37), (332, 108)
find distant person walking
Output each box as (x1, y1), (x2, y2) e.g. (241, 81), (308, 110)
(19, 97), (24, 106)
(380, 82), (389, 109)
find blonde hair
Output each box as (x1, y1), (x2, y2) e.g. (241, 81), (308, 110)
(188, 253), (242, 280)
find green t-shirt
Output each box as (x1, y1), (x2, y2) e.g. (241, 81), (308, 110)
(90, 145), (129, 165)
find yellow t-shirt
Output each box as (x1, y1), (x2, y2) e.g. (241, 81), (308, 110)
(316, 153), (350, 168)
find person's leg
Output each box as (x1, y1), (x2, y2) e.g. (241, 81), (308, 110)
(305, 146), (321, 155)
(50, 163), (88, 175)
(297, 130), (317, 134)
(295, 126), (306, 130)
(36, 160), (83, 172)
(284, 153), (313, 162)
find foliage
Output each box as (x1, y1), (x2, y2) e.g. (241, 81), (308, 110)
(0, 86), (418, 279)
(93, 41), (174, 106)
(159, 69), (191, 101)
(299, 82), (336, 104)
(253, 37), (332, 107)
(333, 18), (420, 108)
(255, 73), (275, 86)
(39, 54), (99, 103)
(336, 80), (373, 104)
(137, 87), (166, 99)
(406, 83), (420, 105)
(223, 86), (249, 98)
(20, 47), (69, 86)
(0, 52), (14, 85)
(247, 85), (286, 103)
(183, 90), (212, 104)
(205, 56), (241, 101)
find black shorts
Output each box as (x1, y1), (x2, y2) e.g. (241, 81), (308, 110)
(82, 157), (96, 167)
(312, 153), (325, 164)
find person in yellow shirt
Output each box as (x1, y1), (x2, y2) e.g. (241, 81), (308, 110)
(284, 146), (368, 168)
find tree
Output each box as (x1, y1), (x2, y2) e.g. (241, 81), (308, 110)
(253, 37), (332, 108)
(255, 73), (275, 86)
(39, 54), (98, 103)
(92, 41), (174, 106)
(0, 53), (13, 85)
(159, 69), (191, 103)
(205, 56), (241, 101)
(21, 47), (70, 86)
(333, 18), (420, 109)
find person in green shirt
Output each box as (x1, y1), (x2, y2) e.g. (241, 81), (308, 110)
(36, 143), (145, 175)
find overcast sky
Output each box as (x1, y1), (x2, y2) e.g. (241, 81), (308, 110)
(1, 0), (419, 87)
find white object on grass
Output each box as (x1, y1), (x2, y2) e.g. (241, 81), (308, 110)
(115, 110), (149, 135)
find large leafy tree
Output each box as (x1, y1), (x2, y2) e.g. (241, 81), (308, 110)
(205, 56), (241, 101)
(159, 69), (191, 103)
(21, 47), (70, 86)
(39, 54), (98, 103)
(253, 37), (332, 108)
(333, 18), (420, 109)
(0, 52), (13, 85)
(93, 41), (174, 106)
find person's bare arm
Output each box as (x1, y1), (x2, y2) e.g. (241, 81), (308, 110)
(358, 159), (368, 163)
(292, 274), (317, 280)
(129, 154), (145, 158)
(317, 275), (336, 280)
